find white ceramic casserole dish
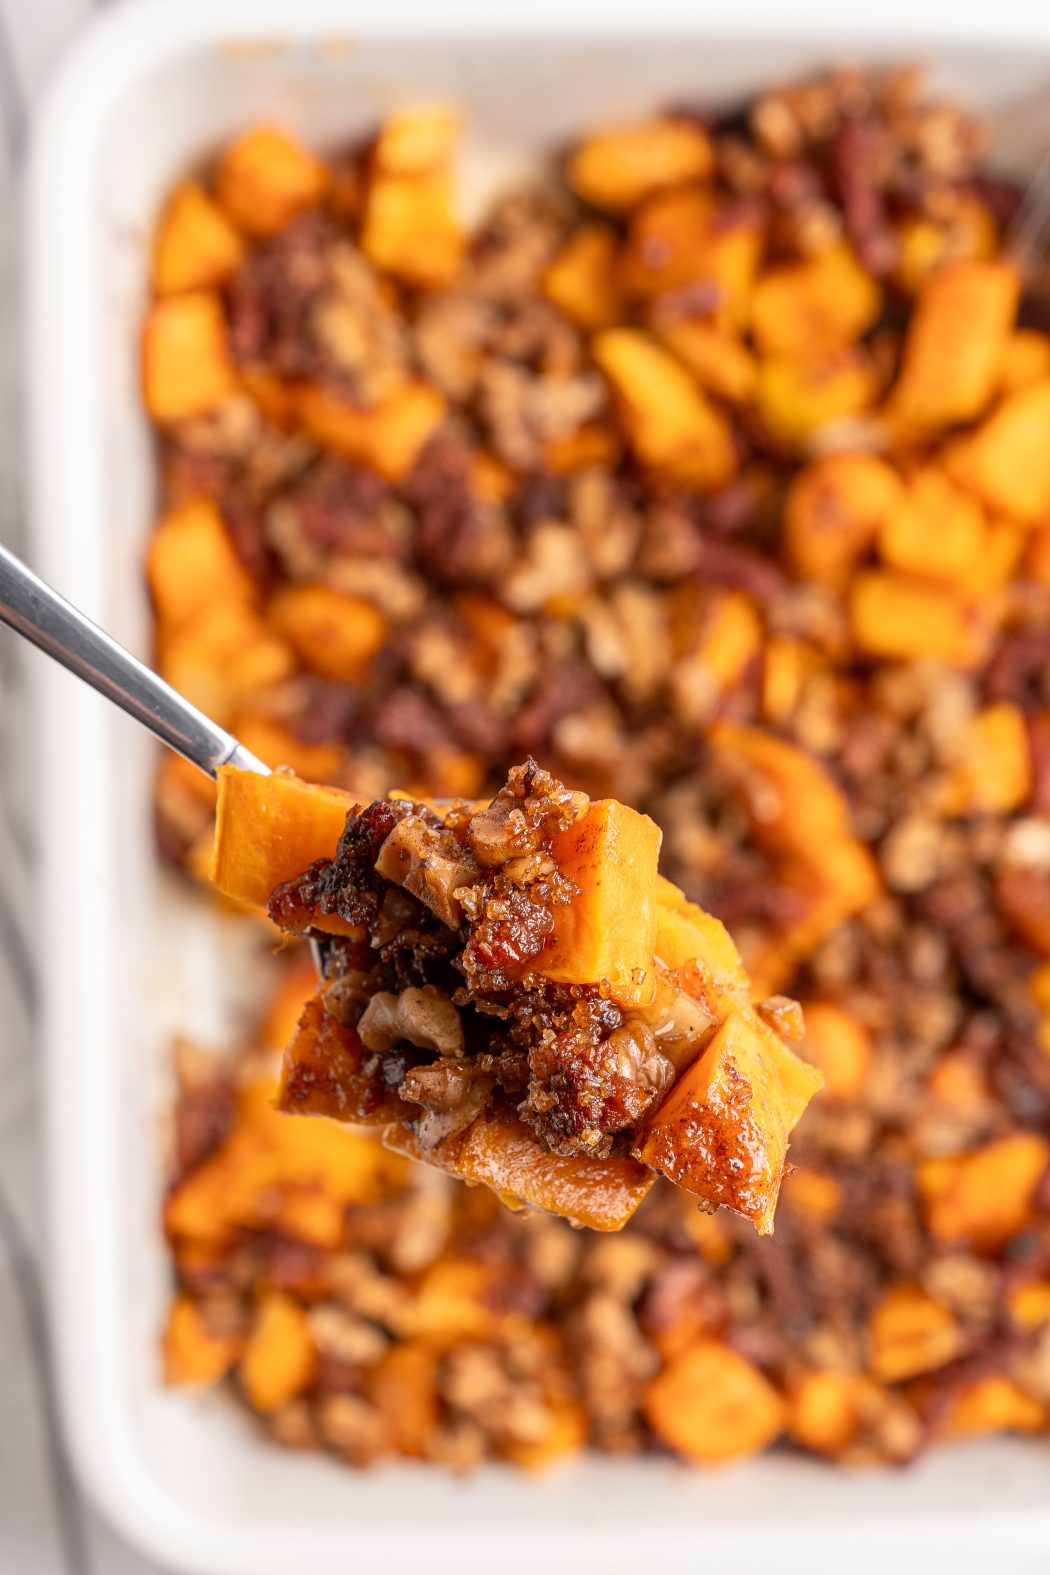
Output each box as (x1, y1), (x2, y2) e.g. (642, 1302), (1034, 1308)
(24, 1), (1050, 1570)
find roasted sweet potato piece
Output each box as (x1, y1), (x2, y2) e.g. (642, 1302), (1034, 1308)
(361, 173), (464, 289)
(216, 125), (329, 238)
(657, 319), (758, 405)
(622, 189), (762, 324)
(501, 1394), (588, 1471)
(163, 1293), (241, 1386)
(593, 329), (736, 490)
(373, 104), (460, 174)
(239, 1291), (316, 1413)
(385, 1114), (655, 1232)
(539, 797), (662, 1005)
(751, 242), (881, 358)
(868, 1283), (964, 1382)
(788, 1370), (880, 1455)
(542, 223), (623, 330)
(797, 1000), (871, 1101)
(707, 722), (855, 857)
(152, 181), (245, 296)
(920, 1133), (1050, 1248)
(278, 997), (405, 1123)
(888, 261), (1018, 429)
(297, 379), (445, 480)
(261, 952), (320, 1054)
(633, 1007), (823, 1233)
(756, 348), (878, 449)
(784, 451), (902, 587)
(230, 716), (346, 787)
(567, 116), (713, 211)
(645, 1339), (786, 1462)
(938, 702), (1032, 817)
(269, 584), (387, 684)
(1001, 328), (1050, 394)
(147, 498), (255, 634)
(893, 194), (997, 294)
(941, 1376), (1046, 1438)
(365, 1342), (440, 1457)
(878, 467), (987, 588)
(654, 880), (751, 1015)
(848, 571), (986, 668)
(942, 379), (1050, 523)
(211, 766), (355, 911)
(158, 602), (295, 726)
(142, 291), (237, 423)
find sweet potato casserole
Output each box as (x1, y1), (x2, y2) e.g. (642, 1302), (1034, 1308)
(151, 64), (1050, 1469)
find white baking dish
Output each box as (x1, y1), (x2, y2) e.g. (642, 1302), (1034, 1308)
(24, 1), (1050, 1570)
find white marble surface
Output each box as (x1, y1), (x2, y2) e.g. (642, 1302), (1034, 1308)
(0, 2), (163, 1570)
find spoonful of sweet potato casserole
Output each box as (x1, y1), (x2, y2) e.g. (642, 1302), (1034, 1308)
(211, 758), (822, 1232)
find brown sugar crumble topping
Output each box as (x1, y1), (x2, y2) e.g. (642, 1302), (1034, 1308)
(154, 66), (1050, 1471)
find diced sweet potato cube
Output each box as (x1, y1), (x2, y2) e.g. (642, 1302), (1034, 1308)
(996, 867), (1050, 955)
(1008, 1279), (1050, 1330)
(747, 842), (881, 999)
(268, 584), (386, 683)
(361, 174), (464, 289)
(751, 242), (881, 358)
(798, 1000), (871, 1101)
(756, 348), (878, 449)
(593, 329), (736, 490)
(878, 467), (987, 588)
(158, 602), (295, 725)
(707, 722), (854, 857)
(297, 379), (445, 480)
(622, 190), (762, 324)
(568, 117), (713, 211)
(942, 379), (1050, 523)
(657, 320), (758, 404)
(543, 223), (623, 330)
(848, 571), (986, 669)
(501, 1395), (588, 1471)
(686, 589), (763, 694)
(781, 1167), (843, 1223)
(544, 421), (622, 474)
(889, 261), (1018, 429)
(238, 364), (299, 429)
(784, 451), (903, 588)
(277, 997), (405, 1123)
(217, 125), (329, 238)
(147, 498), (255, 634)
(211, 765), (354, 910)
(539, 798), (662, 1005)
(938, 702), (1032, 817)
(261, 952), (320, 1054)
(920, 1133), (1050, 1247)
(645, 1340), (786, 1463)
(761, 635), (809, 726)
(163, 1293), (240, 1386)
(654, 883), (751, 1015)
(789, 1370), (878, 1455)
(239, 1292), (316, 1413)
(152, 181), (244, 296)
(386, 1114), (654, 1232)
(867, 1283), (965, 1382)
(634, 1008), (823, 1233)
(1001, 328), (1050, 394)
(142, 292), (236, 423)
(231, 715), (346, 787)
(942, 1376), (1046, 1437)
(373, 104), (460, 175)
(893, 195), (997, 294)
(366, 1342), (440, 1456)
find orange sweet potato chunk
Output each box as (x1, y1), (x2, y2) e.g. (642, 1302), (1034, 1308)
(593, 329), (736, 490)
(147, 498), (255, 634)
(539, 798), (662, 1005)
(878, 467), (988, 589)
(919, 1133), (1050, 1248)
(938, 702), (1032, 817)
(152, 181), (244, 296)
(268, 584), (387, 683)
(239, 1291), (316, 1413)
(756, 347), (878, 450)
(211, 765), (355, 910)
(158, 601), (295, 726)
(142, 292), (237, 423)
(645, 1340), (786, 1463)
(567, 117), (713, 211)
(888, 260), (1018, 429)
(277, 997), (405, 1123)
(751, 242), (881, 358)
(867, 1283), (964, 1382)
(633, 1007), (823, 1233)
(366, 1343), (440, 1457)
(941, 1376), (1046, 1438)
(789, 1370), (879, 1455)
(217, 125), (330, 238)
(361, 174), (464, 289)
(849, 571), (986, 668)
(707, 722), (854, 857)
(622, 190), (762, 324)
(543, 223), (624, 330)
(297, 379), (445, 480)
(163, 1293), (241, 1386)
(942, 379), (1050, 523)
(385, 1114), (654, 1232)
(798, 1001), (872, 1101)
(784, 450), (903, 588)
(657, 320), (758, 405)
